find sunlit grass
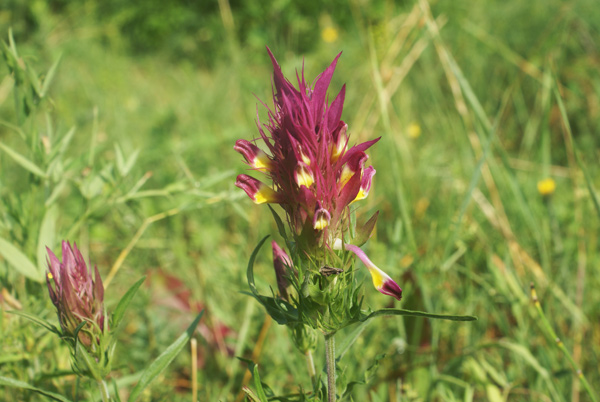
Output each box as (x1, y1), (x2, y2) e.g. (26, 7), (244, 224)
(1, 0), (599, 400)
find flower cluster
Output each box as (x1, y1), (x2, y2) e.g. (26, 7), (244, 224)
(235, 49), (402, 302)
(46, 241), (106, 348)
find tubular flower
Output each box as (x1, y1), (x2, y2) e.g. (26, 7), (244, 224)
(234, 139), (272, 170)
(234, 48), (380, 248)
(235, 174), (283, 204)
(352, 166), (376, 203)
(344, 244), (402, 301)
(313, 202), (331, 230)
(46, 241), (106, 347)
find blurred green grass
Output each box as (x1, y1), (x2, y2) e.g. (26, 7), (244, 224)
(1, 0), (600, 400)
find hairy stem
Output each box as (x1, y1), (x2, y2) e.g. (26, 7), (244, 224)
(305, 350), (316, 389)
(324, 333), (336, 402)
(97, 379), (110, 402)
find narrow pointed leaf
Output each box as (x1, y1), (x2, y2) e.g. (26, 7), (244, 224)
(40, 54), (62, 97)
(112, 277), (146, 331)
(359, 308), (477, 322)
(247, 235), (270, 297)
(128, 311), (204, 402)
(0, 376), (73, 402)
(8, 310), (60, 335)
(353, 211), (379, 247)
(267, 205), (287, 240)
(0, 237), (42, 281)
(112, 379), (123, 402)
(0, 142), (47, 178)
(240, 291), (298, 325)
(252, 365), (269, 402)
(56, 126), (77, 158)
(26, 63), (42, 97)
(336, 320), (371, 361)
(37, 205), (58, 275)
(76, 342), (102, 381)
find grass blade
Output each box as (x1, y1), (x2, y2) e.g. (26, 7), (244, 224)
(0, 142), (47, 178)
(111, 276), (146, 331)
(37, 205), (58, 277)
(0, 376), (73, 402)
(8, 310), (60, 335)
(128, 311), (204, 402)
(0, 237), (42, 281)
(360, 308), (477, 322)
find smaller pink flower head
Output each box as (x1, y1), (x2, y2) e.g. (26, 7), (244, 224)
(46, 241), (106, 345)
(272, 241), (294, 300)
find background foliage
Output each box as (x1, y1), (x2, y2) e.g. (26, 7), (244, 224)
(1, 0), (599, 400)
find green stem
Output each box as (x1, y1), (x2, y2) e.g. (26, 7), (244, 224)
(530, 283), (598, 402)
(97, 379), (110, 402)
(324, 333), (336, 402)
(305, 350), (316, 389)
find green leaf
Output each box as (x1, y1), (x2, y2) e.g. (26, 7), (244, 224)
(252, 365), (269, 402)
(0, 375), (73, 402)
(359, 308), (477, 322)
(353, 211), (379, 247)
(56, 126), (77, 158)
(40, 54), (62, 98)
(0, 142), (47, 178)
(111, 277), (146, 331)
(267, 205), (287, 240)
(8, 310), (60, 335)
(37, 205), (58, 276)
(75, 342), (102, 381)
(241, 291), (299, 325)
(45, 179), (68, 207)
(336, 320), (371, 361)
(243, 235), (301, 325)
(496, 340), (549, 379)
(246, 235), (270, 297)
(0, 237), (42, 281)
(553, 85), (600, 219)
(26, 62), (42, 97)
(112, 379), (123, 402)
(128, 311), (204, 402)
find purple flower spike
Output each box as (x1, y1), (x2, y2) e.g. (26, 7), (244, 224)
(344, 244), (402, 301)
(234, 48), (380, 249)
(46, 241), (106, 346)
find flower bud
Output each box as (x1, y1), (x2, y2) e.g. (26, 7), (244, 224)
(313, 202), (331, 231)
(272, 241), (293, 300)
(46, 241), (106, 347)
(294, 162), (314, 188)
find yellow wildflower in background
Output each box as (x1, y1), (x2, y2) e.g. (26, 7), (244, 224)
(321, 27), (339, 43)
(537, 178), (556, 196)
(407, 122), (421, 138)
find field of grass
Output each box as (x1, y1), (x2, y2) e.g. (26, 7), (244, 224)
(1, 0), (599, 400)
